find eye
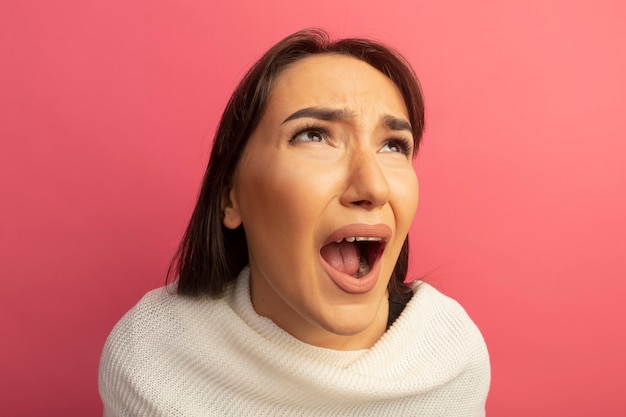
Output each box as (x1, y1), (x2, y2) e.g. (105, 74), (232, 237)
(380, 138), (413, 156)
(289, 128), (329, 144)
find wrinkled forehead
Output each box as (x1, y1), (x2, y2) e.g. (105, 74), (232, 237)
(264, 53), (410, 126)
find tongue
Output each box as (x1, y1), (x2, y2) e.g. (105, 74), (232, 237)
(320, 241), (361, 276)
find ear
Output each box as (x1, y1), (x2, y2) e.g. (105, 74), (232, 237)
(221, 185), (242, 230)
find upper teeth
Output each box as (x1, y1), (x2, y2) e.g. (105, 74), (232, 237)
(336, 236), (383, 243)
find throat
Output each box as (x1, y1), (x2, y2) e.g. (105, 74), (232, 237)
(356, 253), (371, 277)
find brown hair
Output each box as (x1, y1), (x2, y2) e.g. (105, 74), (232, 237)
(169, 28), (425, 301)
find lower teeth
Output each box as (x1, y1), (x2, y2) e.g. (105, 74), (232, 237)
(356, 255), (370, 277)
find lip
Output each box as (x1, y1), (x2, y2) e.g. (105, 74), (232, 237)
(322, 224), (392, 246)
(319, 224), (392, 294)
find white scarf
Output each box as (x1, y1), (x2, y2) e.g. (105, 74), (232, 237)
(100, 267), (490, 416)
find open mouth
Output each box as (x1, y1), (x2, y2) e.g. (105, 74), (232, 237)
(320, 237), (386, 278)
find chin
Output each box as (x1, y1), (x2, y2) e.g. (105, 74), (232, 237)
(317, 300), (387, 338)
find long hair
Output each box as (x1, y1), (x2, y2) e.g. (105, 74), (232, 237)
(168, 28), (425, 299)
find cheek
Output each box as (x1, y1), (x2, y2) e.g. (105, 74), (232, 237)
(237, 171), (281, 228)
(390, 169), (419, 226)
(379, 168), (418, 268)
(235, 161), (321, 238)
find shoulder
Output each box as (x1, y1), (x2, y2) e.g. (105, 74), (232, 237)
(98, 287), (182, 392)
(98, 285), (223, 416)
(102, 286), (184, 354)
(408, 281), (488, 350)
(414, 280), (491, 375)
(410, 281), (480, 327)
(397, 281), (491, 407)
(99, 282), (228, 366)
(403, 281), (490, 377)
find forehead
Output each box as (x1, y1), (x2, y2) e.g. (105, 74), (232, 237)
(267, 54), (409, 119)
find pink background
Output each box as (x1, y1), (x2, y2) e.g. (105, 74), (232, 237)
(2, 0), (625, 415)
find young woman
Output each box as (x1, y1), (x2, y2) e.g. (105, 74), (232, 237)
(99, 28), (490, 416)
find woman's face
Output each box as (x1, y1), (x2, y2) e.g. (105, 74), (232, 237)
(223, 54), (419, 350)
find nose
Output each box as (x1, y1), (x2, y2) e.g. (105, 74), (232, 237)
(340, 148), (390, 209)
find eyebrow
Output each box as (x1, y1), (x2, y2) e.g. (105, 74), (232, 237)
(382, 114), (413, 134)
(282, 107), (352, 123)
(282, 106), (413, 134)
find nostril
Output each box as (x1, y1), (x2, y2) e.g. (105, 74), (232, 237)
(350, 199), (379, 208)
